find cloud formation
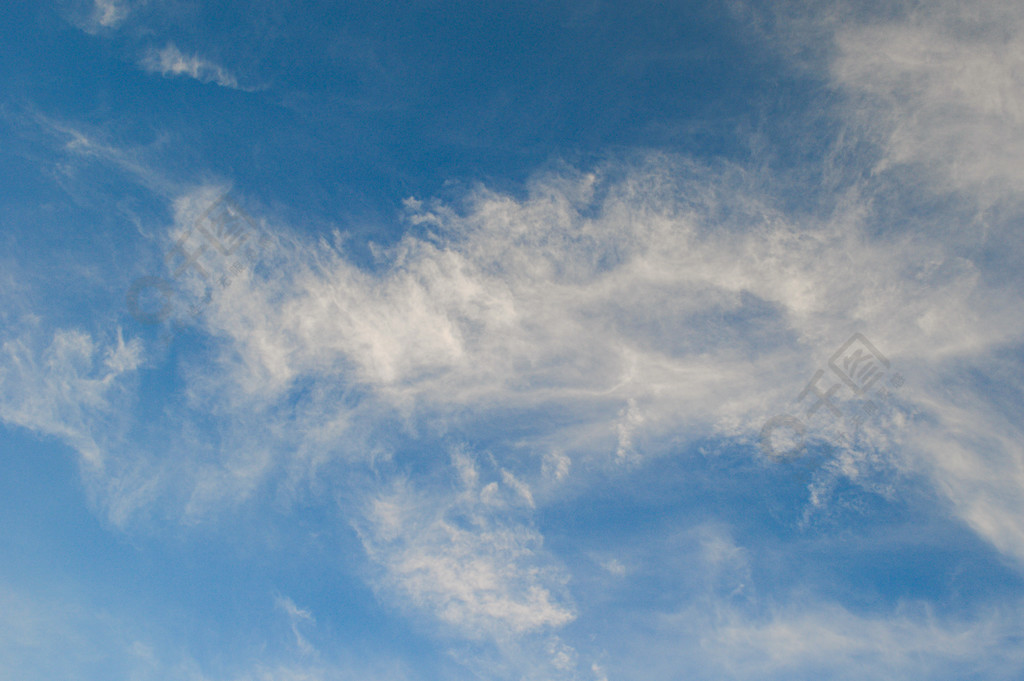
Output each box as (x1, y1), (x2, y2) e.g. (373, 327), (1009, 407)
(697, 599), (1024, 680)
(0, 325), (141, 465)
(831, 0), (1024, 206)
(7, 1), (1024, 678)
(92, 0), (129, 28)
(139, 45), (252, 91)
(357, 451), (575, 639)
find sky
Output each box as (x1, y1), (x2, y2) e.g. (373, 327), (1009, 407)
(2, 0), (1024, 679)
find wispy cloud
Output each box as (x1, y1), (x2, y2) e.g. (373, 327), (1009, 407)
(357, 451), (575, 641)
(9, 1), (1024, 678)
(18, 110), (183, 201)
(139, 44), (255, 91)
(573, 519), (1024, 680)
(0, 325), (141, 466)
(69, 0), (131, 33)
(10, 132), (1024, 592)
(699, 600), (1024, 680)
(276, 595), (316, 655)
(92, 0), (129, 29)
(55, 132), (1021, 562)
(830, 0), (1024, 206)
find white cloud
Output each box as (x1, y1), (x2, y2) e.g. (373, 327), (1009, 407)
(899, 388), (1024, 564)
(700, 600), (1024, 680)
(139, 45), (252, 91)
(68, 0), (131, 34)
(85, 128), (1023, 567)
(356, 451), (575, 641)
(579, 518), (1024, 680)
(275, 596), (315, 655)
(600, 559), (627, 577)
(14, 3), (1024, 677)
(830, 0), (1024, 207)
(190, 164), (1012, 449)
(12, 128), (1024, 592)
(542, 450), (571, 483)
(781, 0), (1024, 566)
(0, 325), (142, 466)
(92, 0), (129, 28)
(143, 168), (1016, 680)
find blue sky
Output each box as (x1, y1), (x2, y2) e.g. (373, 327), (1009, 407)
(3, 1), (1024, 679)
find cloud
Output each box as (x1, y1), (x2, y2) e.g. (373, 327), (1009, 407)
(17, 110), (183, 201)
(275, 596), (315, 655)
(0, 324), (142, 466)
(356, 451), (575, 640)
(901, 385), (1024, 564)
(139, 154), (1023, 681)
(697, 600), (1024, 680)
(10, 130), (1024, 588)
(352, 450), (579, 679)
(62, 128), (1021, 565)
(11, 2), (1024, 677)
(139, 45), (254, 91)
(68, 0), (131, 34)
(829, 0), (1024, 207)
(769, 0), (1024, 565)
(92, 0), (129, 28)
(600, 559), (627, 577)
(188, 159), (1014, 451)
(579, 520), (1024, 680)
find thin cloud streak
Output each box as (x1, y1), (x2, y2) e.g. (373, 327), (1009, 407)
(139, 44), (257, 91)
